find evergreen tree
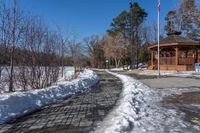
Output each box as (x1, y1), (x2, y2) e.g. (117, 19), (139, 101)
(107, 2), (147, 69)
(107, 11), (129, 38)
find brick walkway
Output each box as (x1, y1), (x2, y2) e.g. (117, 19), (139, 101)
(0, 71), (122, 133)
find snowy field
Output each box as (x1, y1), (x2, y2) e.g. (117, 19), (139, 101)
(57, 66), (75, 82)
(0, 69), (99, 124)
(0, 66), (75, 93)
(95, 70), (200, 133)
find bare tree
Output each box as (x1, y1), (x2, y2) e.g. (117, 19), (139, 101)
(0, 0), (75, 92)
(101, 34), (127, 68)
(18, 14), (60, 90)
(69, 35), (81, 74)
(57, 28), (70, 77)
(4, 0), (23, 92)
(70, 44), (81, 74)
(84, 35), (99, 67)
(112, 34), (127, 68)
(0, 1), (7, 82)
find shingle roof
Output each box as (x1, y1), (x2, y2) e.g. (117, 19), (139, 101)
(159, 35), (199, 44)
(148, 34), (200, 49)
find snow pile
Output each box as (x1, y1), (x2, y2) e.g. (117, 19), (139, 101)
(95, 71), (200, 133)
(139, 70), (200, 78)
(0, 69), (98, 124)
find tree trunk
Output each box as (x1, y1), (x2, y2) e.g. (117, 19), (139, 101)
(61, 43), (64, 77)
(117, 59), (121, 68)
(9, 48), (14, 92)
(130, 48), (136, 69)
(130, 43), (134, 69)
(114, 58), (118, 68)
(0, 66), (2, 81)
(9, 0), (17, 92)
(61, 65), (64, 77)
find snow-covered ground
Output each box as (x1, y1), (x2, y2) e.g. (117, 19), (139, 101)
(110, 68), (124, 71)
(95, 71), (200, 133)
(57, 66), (75, 82)
(0, 69), (99, 124)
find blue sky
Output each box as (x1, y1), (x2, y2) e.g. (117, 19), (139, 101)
(16, 0), (178, 39)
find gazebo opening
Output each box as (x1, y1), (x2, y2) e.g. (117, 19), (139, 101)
(148, 32), (200, 71)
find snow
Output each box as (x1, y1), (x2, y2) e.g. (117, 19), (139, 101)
(95, 70), (200, 133)
(110, 68), (124, 71)
(0, 69), (99, 124)
(57, 66), (75, 82)
(190, 104), (200, 109)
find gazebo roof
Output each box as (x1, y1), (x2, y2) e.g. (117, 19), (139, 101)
(149, 33), (200, 49)
(159, 35), (199, 44)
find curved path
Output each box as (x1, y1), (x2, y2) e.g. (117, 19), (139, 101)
(0, 70), (122, 133)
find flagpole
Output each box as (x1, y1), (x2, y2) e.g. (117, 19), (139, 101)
(158, 0), (160, 77)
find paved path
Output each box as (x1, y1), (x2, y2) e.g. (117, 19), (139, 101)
(140, 77), (200, 88)
(0, 71), (122, 133)
(115, 70), (200, 88)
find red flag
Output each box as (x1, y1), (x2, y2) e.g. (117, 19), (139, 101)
(158, 0), (160, 12)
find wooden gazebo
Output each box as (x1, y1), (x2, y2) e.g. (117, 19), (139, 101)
(148, 32), (200, 71)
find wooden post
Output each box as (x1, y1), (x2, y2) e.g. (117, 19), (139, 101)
(185, 50), (188, 65)
(151, 51), (154, 66)
(175, 47), (179, 65)
(186, 50), (188, 58)
(193, 47), (196, 63)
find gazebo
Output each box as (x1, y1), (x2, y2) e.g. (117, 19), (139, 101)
(148, 32), (200, 71)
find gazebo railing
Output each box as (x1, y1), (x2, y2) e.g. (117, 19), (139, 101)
(179, 57), (194, 65)
(159, 57), (196, 65)
(160, 57), (176, 65)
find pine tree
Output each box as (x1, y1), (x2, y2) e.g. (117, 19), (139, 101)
(107, 2), (147, 69)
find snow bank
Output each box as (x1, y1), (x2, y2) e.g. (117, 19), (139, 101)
(95, 71), (200, 133)
(0, 69), (99, 124)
